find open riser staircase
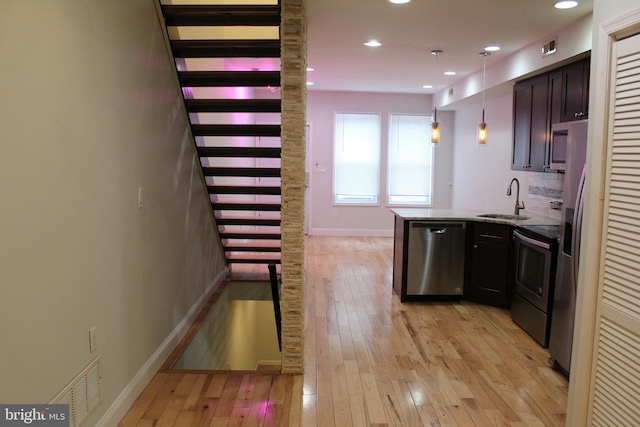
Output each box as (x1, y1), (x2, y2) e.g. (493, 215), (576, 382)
(159, 1), (282, 269)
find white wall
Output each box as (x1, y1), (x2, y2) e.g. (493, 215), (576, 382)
(451, 93), (530, 211)
(306, 91), (454, 236)
(450, 91), (567, 218)
(0, 1), (226, 424)
(438, 13), (593, 110)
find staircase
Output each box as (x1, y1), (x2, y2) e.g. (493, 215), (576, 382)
(159, 2), (282, 269)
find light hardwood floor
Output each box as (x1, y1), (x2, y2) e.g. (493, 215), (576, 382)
(119, 236), (568, 426)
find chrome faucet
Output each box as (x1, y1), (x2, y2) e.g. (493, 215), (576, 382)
(507, 178), (525, 216)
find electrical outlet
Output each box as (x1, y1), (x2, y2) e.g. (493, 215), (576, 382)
(89, 327), (97, 353)
(138, 188), (144, 208)
(332, 209), (339, 218)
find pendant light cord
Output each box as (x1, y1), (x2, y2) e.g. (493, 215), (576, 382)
(482, 52), (487, 112)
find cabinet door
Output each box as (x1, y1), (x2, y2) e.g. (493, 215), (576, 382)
(512, 81), (533, 171)
(467, 223), (512, 309)
(469, 240), (511, 308)
(529, 75), (549, 172)
(511, 74), (548, 172)
(546, 69), (564, 172)
(561, 58), (590, 121)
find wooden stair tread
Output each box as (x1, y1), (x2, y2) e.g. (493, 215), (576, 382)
(220, 230), (281, 240)
(216, 216), (281, 226)
(162, 5), (281, 27)
(187, 99), (281, 113)
(224, 244), (282, 252)
(227, 253), (282, 264)
(192, 124), (281, 137)
(202, 167), (280, 177)
(171, 39), (280, 58)
(213, 201), (281, 211)
(208, 185), (281, 195)
(179, 71), (280, 88)
(197, 146), (281, 158)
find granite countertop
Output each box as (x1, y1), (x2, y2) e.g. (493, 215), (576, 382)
(390, 208), (561, 227)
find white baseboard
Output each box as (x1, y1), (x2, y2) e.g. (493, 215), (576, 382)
(95, 267), (228, 427)
(309, 228), (394, 237)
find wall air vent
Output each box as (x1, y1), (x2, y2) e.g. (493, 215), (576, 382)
(50, 356), (102, 427)
(542, 38), (557, 56)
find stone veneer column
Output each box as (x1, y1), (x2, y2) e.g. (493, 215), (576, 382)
(280, 0), (306, 374)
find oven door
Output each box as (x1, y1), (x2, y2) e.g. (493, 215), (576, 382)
(512, 230), (555, 313)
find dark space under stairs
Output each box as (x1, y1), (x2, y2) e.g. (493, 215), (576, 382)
(160, 2), (282, 269)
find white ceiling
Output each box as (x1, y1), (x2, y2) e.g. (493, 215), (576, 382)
(305, 0), (593, 95)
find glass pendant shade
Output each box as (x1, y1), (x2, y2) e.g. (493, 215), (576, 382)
(477, 122), (487, 145)
(431, 122), (440, 144)
(478, 109), (487, 145)
(477, 52), (490, 147)
(431, 107), (440, 144)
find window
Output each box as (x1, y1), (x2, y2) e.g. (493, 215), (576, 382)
(387, 114), (433, 205)
(333, 113), (381, 204)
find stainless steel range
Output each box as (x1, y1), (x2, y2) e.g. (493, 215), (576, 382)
(511, 226), (559, 347)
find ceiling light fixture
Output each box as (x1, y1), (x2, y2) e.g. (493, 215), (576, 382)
(388, 0), (411, 3)
(478, 52), (490, 146)
(364, 40), (382, 47)
(431, 50), (442, 145)
(484, 46), (501, 52)
(555, 1), (578, 9)
(306, 67), (315, 72)
(444, 71), (457, 76)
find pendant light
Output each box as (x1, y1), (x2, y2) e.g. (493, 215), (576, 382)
(478, 51), (490, 146)
(431, 50), (442, 145)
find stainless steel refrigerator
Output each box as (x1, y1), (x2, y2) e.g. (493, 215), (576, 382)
(548, 119), (588, 376)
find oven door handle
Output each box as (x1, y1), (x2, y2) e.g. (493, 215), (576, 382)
(513, 230), (551, 250)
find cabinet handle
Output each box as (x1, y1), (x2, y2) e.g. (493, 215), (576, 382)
(479, 234), (503, 240)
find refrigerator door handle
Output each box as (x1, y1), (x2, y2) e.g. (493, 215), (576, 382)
(572, 165), (587, 291)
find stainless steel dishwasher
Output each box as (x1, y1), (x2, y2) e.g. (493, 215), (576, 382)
(406, 221), (466, 297)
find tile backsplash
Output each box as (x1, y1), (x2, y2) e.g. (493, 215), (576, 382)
(527, 172), (564, 219)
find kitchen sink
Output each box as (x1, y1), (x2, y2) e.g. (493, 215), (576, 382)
(477, 213), (530, 220)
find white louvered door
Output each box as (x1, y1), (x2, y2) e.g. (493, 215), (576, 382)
(589, 32), (640, 426)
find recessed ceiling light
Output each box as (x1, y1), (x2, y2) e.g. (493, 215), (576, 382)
(422, 85), (433, 89)
(555, 1), (578, 9)
(388, 0), (411, 4)
(444, 71), (457, 76)
(306, 67), (315, 72)
(485, 46), (501, 52)
(306, 81), (314, 86)
(364, 40), (382, 47)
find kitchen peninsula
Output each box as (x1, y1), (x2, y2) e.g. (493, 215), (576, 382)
(392, 208), (561, 308)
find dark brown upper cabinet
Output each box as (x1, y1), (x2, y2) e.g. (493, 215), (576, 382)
(512, 74), (549, 172)
(560, 57), (590, 122)
(511, 55), (590, 172)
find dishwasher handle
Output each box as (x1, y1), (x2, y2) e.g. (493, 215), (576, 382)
(410, 222), (466, 234)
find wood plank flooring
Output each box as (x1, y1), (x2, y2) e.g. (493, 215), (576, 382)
(119, 236), (568, 426)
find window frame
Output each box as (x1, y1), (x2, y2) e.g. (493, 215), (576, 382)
(385, 112), (435, 208)
(332, 111), (383, 206)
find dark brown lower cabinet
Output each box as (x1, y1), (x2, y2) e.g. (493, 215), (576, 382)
(467, 222), (513, 308)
